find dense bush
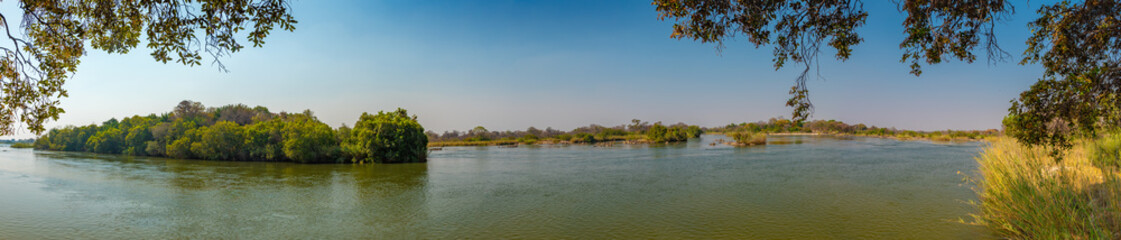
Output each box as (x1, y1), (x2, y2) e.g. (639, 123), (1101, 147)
(190, 121), (246, 161)
(646, 122), (688, 143)
(282, 116), (340, 163)
(343, 109), (428, 164)
(728, 131), (766, 146)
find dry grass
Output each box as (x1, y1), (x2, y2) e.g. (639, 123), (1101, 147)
(968, 137), (1121, 239)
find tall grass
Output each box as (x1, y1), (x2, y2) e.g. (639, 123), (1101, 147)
(969, 137), (1121, 239)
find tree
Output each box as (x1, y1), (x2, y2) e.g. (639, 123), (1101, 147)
(344, 109), (428, 164)
(172, 100), (209, 122)
(215, 104), (267, 125)
(191, 121), (246, 160)
(0, 0), (297, 135)
(282, 114), (339, 163)
(1004, 1), (1121, 155)
(647, 122), (669, 142)
(244, 118), (286, 161)
(86, 127), (122, 154)
(654, 0), (1119, 152)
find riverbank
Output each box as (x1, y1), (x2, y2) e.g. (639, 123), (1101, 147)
(969, 136), (1121, 238)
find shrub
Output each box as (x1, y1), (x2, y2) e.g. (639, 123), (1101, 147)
(728, 131), (766, 146)
(345, 108), (428, 164)
(646, 123), (689, 143)
(87, 128), (124, 154)
(647, 123), (668, 142)
(571, 133), (596, 143)
(244, 119), (286, 161)
(166, 137), (194, 159)
(191, 121), (247, 161)
(283, 117), (339, 163)
(685, 125), (703, 138)
(9, 142), (34, 148)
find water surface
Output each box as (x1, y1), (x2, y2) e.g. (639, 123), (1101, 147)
(0, 136), (990, 239)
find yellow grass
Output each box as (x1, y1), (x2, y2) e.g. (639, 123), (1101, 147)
(968, 137), (1121, 239)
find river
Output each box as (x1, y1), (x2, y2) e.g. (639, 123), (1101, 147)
(0, 135), (990, 239)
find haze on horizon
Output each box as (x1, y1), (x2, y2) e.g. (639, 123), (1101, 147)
(1, 0), (1045, 140)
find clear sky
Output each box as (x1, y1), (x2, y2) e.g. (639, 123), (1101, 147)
(4, 0), (1050, 139)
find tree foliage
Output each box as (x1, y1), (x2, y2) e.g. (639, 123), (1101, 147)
(344, 109), (428, 164)
(653, 0), (1012, 121)
(646, 122), (690, 143)
(654, 0), (869, 122)
(1005, 0), (1121, 155)
(0, 0), (297, 135)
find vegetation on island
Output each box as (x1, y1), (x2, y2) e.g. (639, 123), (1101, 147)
(426, 120), (703, 147)
(727, 131), (766, 146)
(9, 142), (34, 148)
(428, 117), (999, 148)
(34, 101), (427, 164)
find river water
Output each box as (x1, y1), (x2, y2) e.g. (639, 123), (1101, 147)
(0, 135), (990, 239)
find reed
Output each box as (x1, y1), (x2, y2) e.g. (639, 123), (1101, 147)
(967, 137), (1121, 239)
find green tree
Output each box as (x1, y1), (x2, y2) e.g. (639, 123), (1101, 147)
(282, 114), (339, 163)
(1005, 1), (1121, 155)
(345, 109), (428, 164)
(124, 125), (153, 155)
(165, 129), (198, 159)
(191, 121), (246, 161)
(86, 128), (123, 154)
(647, 122), (669, 142)
(244, 118), (287, 161)
(0, 0), (297, 135)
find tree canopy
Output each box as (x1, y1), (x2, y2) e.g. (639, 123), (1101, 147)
(654, 0), (1120, 152)
(0, 0), (297, 135)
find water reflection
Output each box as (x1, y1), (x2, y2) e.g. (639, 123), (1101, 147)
(13, 150), (430, 239)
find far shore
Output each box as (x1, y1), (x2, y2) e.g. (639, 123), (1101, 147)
(429, 131), (991, 148)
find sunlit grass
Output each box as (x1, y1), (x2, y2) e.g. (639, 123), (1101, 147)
(967, 136), (1121, 239)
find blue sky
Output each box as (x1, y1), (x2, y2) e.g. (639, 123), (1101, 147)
(5, 0), (1050, 139)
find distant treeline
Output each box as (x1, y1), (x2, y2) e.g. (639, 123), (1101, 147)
(426, 119), (703, 147)
(427, 117), (1000, 147)
(1, 138), (34, 144)
(4, 138), (36, 148)
(712, 118), (1001, 141)
(34, 101), (427, 164)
